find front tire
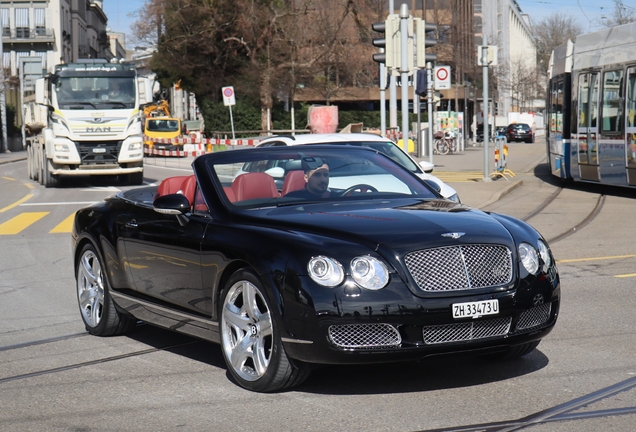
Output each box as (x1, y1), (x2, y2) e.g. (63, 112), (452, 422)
(220, 269), (310, 392)
(76, 244), (136, 336)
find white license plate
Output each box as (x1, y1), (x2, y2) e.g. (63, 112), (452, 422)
(452, 299), (499, 319)
(93, 148), (106, 153)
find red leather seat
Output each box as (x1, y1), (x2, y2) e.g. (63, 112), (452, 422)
(281, 170), (306, 196)
(179, 175), (196, 206)
(157, 175), (189, 197)
(231, 173), (278, 202)
(223, 186), (236, 203)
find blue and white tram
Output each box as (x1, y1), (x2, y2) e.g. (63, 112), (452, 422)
(547, 22), (636, 187)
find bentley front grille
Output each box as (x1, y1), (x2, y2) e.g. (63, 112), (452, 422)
(405, 244), (513, 292)
(328, 323), (402, 349)
(516, 303), (552, 331)
(422, 317), (512, 344)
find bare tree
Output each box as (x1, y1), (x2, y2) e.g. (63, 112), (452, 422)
(602, 0), (636, 27)
(532, 13), (583, 71)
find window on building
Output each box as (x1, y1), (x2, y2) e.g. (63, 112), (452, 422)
(15, 8), (29, 38)
(35, 8), (46, 36)
(1, 9), (9, 37)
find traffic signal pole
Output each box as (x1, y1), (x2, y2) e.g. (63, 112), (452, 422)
(400, 4), (410, 150)
(389, 0), (397, 132)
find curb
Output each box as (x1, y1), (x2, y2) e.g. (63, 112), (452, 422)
(0, 154), (27, 165)
(477, 179), (524, 209)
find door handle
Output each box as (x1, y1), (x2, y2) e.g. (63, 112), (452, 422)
(126, 219), (138, 228)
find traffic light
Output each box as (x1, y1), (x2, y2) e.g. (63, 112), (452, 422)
(371, 14), (400, 70)
(415, 19), (437, 68)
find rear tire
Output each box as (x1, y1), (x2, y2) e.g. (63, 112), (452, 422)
(220, 269), (310, 392)
(27, 146), (34, 180)
(76, 244), (136, 336)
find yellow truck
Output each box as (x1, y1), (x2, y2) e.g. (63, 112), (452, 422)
(142, 101), (183, 152)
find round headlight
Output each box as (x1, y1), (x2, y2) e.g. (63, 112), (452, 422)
(350, 256), (389, 290)
(537, 240), (551, 269)
(518, 242), (539, 275)
(308, 256), (344, 287)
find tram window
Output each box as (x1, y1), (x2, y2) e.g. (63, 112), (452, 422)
(601, 70), (623, 133)
(627, 72), (636, 128)
(578, 74), (590, 128)
(590, 74), (599, 129)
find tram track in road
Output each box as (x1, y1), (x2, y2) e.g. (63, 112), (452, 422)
(519, 186), (606, 244)
(0, 328), (201, 385)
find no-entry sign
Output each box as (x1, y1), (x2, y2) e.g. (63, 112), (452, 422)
(434, 66), (451, 90)
(222, 86), (236, 106)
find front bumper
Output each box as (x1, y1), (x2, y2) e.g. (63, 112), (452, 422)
(279, 271), (560, 365)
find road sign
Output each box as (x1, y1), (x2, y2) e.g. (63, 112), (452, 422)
(222, 86), (236, 106)
(433, 66), (450, 90)
(434, 66), (451, 90)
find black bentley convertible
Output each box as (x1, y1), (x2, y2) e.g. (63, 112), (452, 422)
(72, 145), (560, 392)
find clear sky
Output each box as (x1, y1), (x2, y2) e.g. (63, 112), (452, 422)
(515, 0), (635, 32)
(103, 0), (144, 41)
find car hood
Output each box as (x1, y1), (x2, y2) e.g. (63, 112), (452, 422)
(254, 199), (514, 252)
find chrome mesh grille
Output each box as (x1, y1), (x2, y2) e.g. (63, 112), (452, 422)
(422, 317), (512, 344)
(328, 323), (401, 349)
(405, 244), (513, 291)
(516, 303), (552, 331)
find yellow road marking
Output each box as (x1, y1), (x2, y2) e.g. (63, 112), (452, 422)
(50, 212), (76, 233)
(615, 273), (636, 278)
(434, 171), (484, 182)
(23, 183), (35, 190)
(0, 212), (49, 235)
(557, 254), (636, 264)
(2, 176), (15, 181)
(0, 194), (35, 213)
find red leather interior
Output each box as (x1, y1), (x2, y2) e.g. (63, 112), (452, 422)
(157, 175), (188, 197)
(223, 186), (236, 203)
(179, 175), (196, 205)
(231, 172), (278, 201)
(281, 170), (306, 195)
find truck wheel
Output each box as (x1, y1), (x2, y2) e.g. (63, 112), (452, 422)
(42, 150), (59, 188)
(38, 148), (45, 185)
(124, 171), (144, 186)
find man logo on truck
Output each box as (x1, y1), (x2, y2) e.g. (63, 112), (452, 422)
(86, 127), (111, 133)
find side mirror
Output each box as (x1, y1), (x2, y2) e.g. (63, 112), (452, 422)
(153, 193), (191, 215)
(418, 160), (434, 173)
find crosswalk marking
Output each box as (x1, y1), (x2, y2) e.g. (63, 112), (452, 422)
(50, 213), (76, 233)
(434, 171), (484, 182)
(0, 212), (49, 235)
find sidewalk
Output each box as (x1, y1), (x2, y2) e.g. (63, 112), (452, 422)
(0, 149), (26, 165)
(415, 139), (548, 209)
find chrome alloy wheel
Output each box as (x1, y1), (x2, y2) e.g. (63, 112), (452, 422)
(77, 249), (105, 328)
(221, 280), (273, 382)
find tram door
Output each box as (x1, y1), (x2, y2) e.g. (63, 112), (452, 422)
(575, 72), (600, 181)
(626, 68), (636, 186)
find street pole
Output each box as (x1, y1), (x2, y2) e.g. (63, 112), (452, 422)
(0, 31), (8, 153)
(399, 3), (409, 151)
(380, 53), (386, 135)
(389, 0), (397, 132)
(427, 61), (434, 164)
(482, 38), (490, 182)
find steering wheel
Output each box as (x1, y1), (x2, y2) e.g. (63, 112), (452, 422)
(342, 184), (378, 196)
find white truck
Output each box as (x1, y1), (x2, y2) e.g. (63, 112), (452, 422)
(25, 59), (153, 187)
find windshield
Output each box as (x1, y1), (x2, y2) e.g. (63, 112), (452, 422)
(146, 119), (180, 132)
(207, 146), (439, 209)
(54, 77), (136, 109)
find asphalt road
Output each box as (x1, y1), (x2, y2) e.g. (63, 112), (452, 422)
(1, 157), (635, 431)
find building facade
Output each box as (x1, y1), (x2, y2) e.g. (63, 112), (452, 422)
(1, 0), (121, 78)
